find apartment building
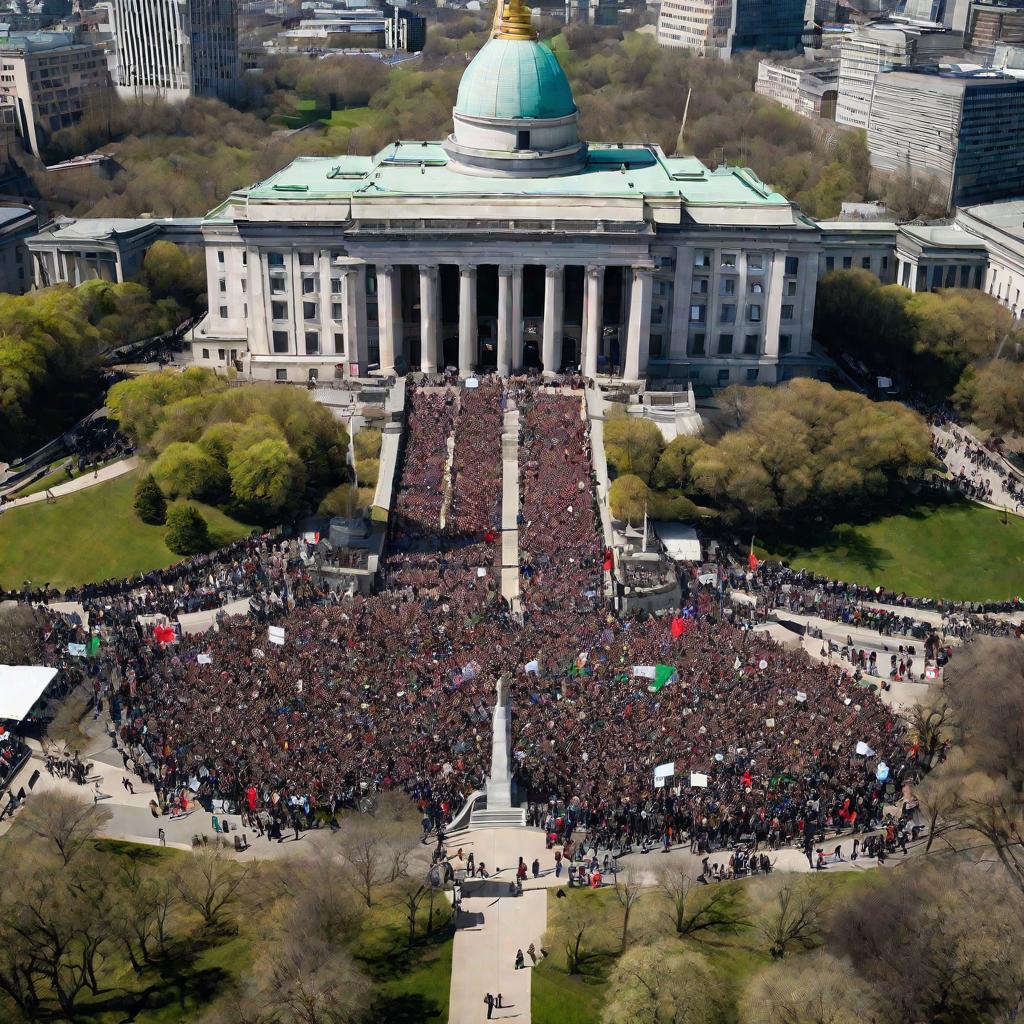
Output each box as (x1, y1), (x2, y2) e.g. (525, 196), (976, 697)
(658, 0), (804, 57)
(0, 31), (110, 158)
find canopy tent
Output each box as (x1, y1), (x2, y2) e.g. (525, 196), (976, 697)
(0, 666), (58, 722)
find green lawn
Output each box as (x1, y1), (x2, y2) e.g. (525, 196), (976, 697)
(757, 499), (1024, 602)
(0, 471), (254, 590)
(323, 106), (378, 129)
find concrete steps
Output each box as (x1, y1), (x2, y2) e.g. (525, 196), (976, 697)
(470, 806), (527, 829)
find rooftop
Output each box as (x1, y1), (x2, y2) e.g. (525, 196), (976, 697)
(219, 142), (793, 209)
(960, 199), (1024, 236)
(0, 31), (88, 53)
(31, 216), (204, 242)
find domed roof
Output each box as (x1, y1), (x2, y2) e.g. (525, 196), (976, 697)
(454, 37), (577, 121)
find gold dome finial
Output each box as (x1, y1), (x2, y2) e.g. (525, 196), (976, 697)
(495, 0), (538, 40)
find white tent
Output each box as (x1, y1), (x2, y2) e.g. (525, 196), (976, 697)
(0, 665), (57, 722)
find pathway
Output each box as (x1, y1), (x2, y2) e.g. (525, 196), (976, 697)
(0, 457), (138, 510)
(501, 398), (521, 610)
(933, 423), (1024, 518)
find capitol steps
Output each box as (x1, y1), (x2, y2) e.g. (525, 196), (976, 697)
(470, 805), (528, 829)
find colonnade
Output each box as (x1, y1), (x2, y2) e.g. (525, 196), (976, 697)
(365, 260), (654, 380)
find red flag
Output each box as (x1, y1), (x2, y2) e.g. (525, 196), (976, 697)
(602, 547), (613, 572)
(153, 624), (175, 645)
(671, 615), (686, 639)
(484, 528), (497, 543)
(742, 770), (753, 789)
(748, 538), (758, 572)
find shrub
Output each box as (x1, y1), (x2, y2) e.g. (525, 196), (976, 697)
(164, 504), (212, 555)
(354, 458), (380, 487)
(353, 428), (382, 461)
(133, 473), (167, 525)
(609, 474), (650, 524)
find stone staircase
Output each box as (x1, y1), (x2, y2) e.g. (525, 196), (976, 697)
(470, 804), (527, 829)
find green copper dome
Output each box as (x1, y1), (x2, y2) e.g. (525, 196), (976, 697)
(454, 38), (576, 121)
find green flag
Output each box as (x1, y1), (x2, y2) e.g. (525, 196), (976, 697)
(647, 665), (678, 693)
(87, 635), (101, 657)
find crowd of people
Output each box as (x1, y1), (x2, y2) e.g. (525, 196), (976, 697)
(10, 381), (920, 866)
(932, 421), (1024, 511)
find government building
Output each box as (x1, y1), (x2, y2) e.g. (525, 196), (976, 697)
(190, 0), (821, 387)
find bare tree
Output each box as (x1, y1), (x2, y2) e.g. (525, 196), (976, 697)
(175, 847), (250, 929)
(337, 818), (408, 908)
(760, 880), (828, 960)
(657, 865), (747, 937)
(21, 791), (112, 866)
(906, 694), (953, 772)
(601, 945), (721, 1024)
(395, 878), (428, 949)
(612, 868), (642, 951)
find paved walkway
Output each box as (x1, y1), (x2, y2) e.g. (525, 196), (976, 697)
(934, 423), (1024, 519)
(0, 457), (138, 509)
(501, 399), (521, 611)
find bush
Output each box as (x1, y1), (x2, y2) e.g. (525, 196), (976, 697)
(318, 482), (371, 517)
(151, 441), (228, 500)
(133, 473), (167, 525)
(354, 458), (380, 487)
(609, 474), (650, 524)
(164, 504), (211, 555)
(353, 429), (382, 461)
(604, 410), (664, 483)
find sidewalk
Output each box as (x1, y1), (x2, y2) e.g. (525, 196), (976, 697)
(501, 399), (521, 610)
(1, 457), (138, 510)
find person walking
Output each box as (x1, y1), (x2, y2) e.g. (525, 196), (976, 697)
(158, 827), (166, 846)
(514, 948), (525, 970)
(484, 992), (494, 1019)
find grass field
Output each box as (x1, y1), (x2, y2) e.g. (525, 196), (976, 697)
(757, 499), (1024, 602)
(323, 106), (378, 129)
(0, 471), (253, 590)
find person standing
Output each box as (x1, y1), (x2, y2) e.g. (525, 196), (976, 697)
(515, 948), (525, 970)
(484, 992), (494, 1019)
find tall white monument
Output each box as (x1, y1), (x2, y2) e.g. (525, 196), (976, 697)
(485, 673), (513, 809)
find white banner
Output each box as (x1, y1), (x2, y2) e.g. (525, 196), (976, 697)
(524, 660), (540, 675)
(197, 654), (213, 665)
(632, 665), (657, 679)
(67, 643), (86, 658)
(689, 772), (709, 788)
(653, 761), (675, 780)
(855, 740), (875, 757)
(268, 626), (285, 646)
(795, 691), (808, 703)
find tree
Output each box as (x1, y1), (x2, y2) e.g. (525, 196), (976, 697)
(954, 359), (1024, 436)
(604, 409), (664, 482)
(133, 473), (167, 524)
(759, 880), (828, 959)
(21, 791), (112, 866)
(739, 951), (881, 1024)
(656, 865), (746, 937)
(151, 441), (227, 500)
(352, 428), (382, 461)
(601, 945), (721, 1024)
(0, 604), (43, 664)
(318, 483), (371, 517)
(395, 878), (428, 948)
(609, 474), (650, 524)
(337, 816), (410, 908)
(164, 504), (212, 556)
(228, 438), (305, 514)
(354, 457), (379, 487)
(652, 435), (704, 491)
(174, 847), (250, 929)
(140, 240), (207, 313)
(612, 868), (642, 951)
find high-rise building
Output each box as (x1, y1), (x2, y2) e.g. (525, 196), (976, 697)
(658, 0), (804, 56)
(109, 0), (239, 102)
(0, 31), (111, 158)
(835, 20), (959, 126)
(866, 66), (1024, 208)
(965, 0), (1024, 61)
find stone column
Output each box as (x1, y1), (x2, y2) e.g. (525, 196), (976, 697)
(583, 264), (603, 379)
(510, 265), (524, 372)
(542, 265), (564, 375)
(762, 251), (787, 360)
(458, 264), (477, 376)
(419, 264), (440, 374)
(497, 264), (513, 376)
(248, 248), (269, 355)
(624, 267), (653, 382)
(343, 265), (368, 376)
(377, 263), (401, 373)
(798, 252), (818, 355)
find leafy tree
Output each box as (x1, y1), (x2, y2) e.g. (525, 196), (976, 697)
(352, 428), (382, 461)
(133, 473), (167, 524)
(354, 458), (379, 487)
(318, 483), (371, 517)
(140, 240), (207, 312)
(151, 441), (227, 500)
(954, 359), (1024, 435)
(107, 367), (227, 447)
(164, 504), (212, 555)
(609, 474), (650, 524)
(228, 438), (305, 514)
(652, 434), (703, 491)
(602, 945), (721, 1024)
(604, 409), (664, 482)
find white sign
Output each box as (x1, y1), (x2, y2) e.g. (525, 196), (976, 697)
(653, 761), (675, 780)
(855, 740), (875, 757)
(795, 691), (808, 703)
(524, 660), (540, 675)
(477, 567), (487, 578)
(632, 666), (657, 679)
(465, 377), (480, 389)
(67, 643), (86, 658)
(198, 654), (213, 665)
(268, 626), (286, 646)
(765, 717), (775, 728)
(654, 775), (666, 789)
(697, 572), (716, 586)
(689, 772), (709, 788)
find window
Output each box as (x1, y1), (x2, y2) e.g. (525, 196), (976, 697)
(721, 253), (737, 269)
(201, 348), (209, 359)
(842, 256), (852, 270)
(785, 256), (799, 276)
(217, 250), (225, 264)
(693, 277), (709, 294)
(276, 368), (288, 381)
(304, 331), (319, 355)
(748, 304), (762, 323)
(217, 349), (225, 361)
(298, 252), (315, 267)
(718, 333), (734, 354)
(861, 256), (872, 270)
(331, 277), (342, 293)
(689, 332), (706, 355)
(516, 129), (530, 150)
(748, 254), (764, 271)
(717, 368), (730, 384)
(959, 265), (970, 288)
(720, 303), (735, 324)
(720, 278), (736, 296)
(825, 256), (835, 272)
(743, 334), (759, 355)
(268, 252), (284, 267)
(218, 278), (226, 293)
(272, 330), (289, 353)
(219, 305), (228, 318)
(781, 304), (794, 321)
(269, 276), (285, 294)
(931, 266), (943, 290)
(649, 334), (665, 359)
(240, 280), (246, 293)
(333, 332), (345, 354)
(272, 300), (288, 320)
(651, 304), (664, 325)
(780, 334), (792, 354)
(786, 280), (797, 297)
(302, 277), (316, 295)
(332, 302), (343, 321)
(303, 301), (317, 320)
(694, 250), (711, 268)
(881, 256), (888, 272)
(746, 368), (759, 382)
(689, 304), (706, 323)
